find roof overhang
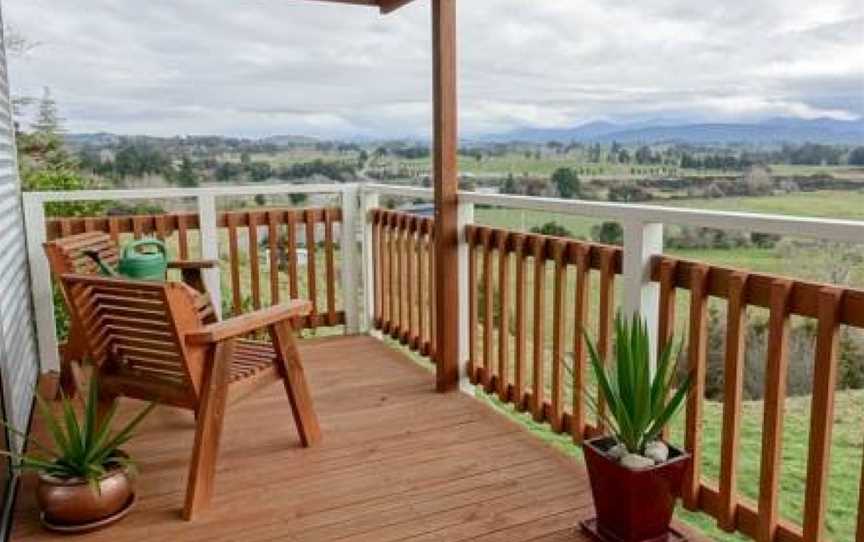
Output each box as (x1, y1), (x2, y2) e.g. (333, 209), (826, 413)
(304, 0), (416, 14)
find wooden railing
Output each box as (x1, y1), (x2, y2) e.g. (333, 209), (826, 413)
(45, 207), (346, 329)
(367, 202), (864, 542)
(370, 209), (437, 360)
(464, 224), (623, 441)
(653, 256), (864, 542)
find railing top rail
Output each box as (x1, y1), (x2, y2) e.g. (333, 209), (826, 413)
(23, 182), (356, 203)
(363, 183), (864, 244)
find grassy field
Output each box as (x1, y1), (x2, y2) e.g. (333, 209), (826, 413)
(476, 388), (864, 542)
(476, 190), (864, 285)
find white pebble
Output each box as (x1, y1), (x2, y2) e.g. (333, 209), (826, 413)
(607, 443), (627, 460)
(621, 453), (655, 470)
(644, 441), (670, 464)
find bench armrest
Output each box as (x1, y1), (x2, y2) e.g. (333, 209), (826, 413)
(167, 259), (219, 270)
(184, 300), (311, 346)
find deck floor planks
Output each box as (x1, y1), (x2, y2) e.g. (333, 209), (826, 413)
(10, 335), (706, 542)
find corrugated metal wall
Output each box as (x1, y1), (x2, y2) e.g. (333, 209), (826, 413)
(0, 4), (41, 537)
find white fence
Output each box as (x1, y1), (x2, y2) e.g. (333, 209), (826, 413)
(22, 183), (359, 374)
(21, 181), (864, 377)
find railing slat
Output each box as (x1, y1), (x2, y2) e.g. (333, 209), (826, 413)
(497, 232), (511, 401)
(407, 218), (417, 347)
(286, 211), (299, 300)
(718, 271), (748, 531)
(372, 211), (382, 328)
(419, 226), (430, 356)
(684, 263), (710, 510)
(227, 213), (242, 315)
(324, 209), (337, 326)
(531, 237), (547, 422)
(178, 214), (190, 260)
(267, 211), (280, 305)
(657, 259), (678, 441)
(803, 287), (843, 542)
(757, 279), (794, 542)
(514, 235), (528, 410)
(482, 229), (494, 390)
(305, 209), (318, 318)
(248, 212), (261, 310)
(596, 248), (616, 431)
(550, 240), (567, 432)
(571, 243), (590, 443)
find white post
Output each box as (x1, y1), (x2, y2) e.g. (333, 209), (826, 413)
(360, 189), (380, 334)
(341, 185), (360, 334)
(22, 195), (59, 373)
(197, 193), (222, 320)
(457, 200), (475, 394)
(622, 219), (663, 367)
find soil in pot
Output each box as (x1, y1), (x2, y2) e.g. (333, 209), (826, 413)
(581, 436), (690, 542)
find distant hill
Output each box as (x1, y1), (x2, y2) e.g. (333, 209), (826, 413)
(64, 133), (320, 148)
(483, 117), (864, 145)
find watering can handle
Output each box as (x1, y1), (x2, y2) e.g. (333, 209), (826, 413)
(122, 239), (167, 259)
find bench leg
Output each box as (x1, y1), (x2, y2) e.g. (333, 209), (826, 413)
(270, 321), (322, 447)
(183, 340), (232, 521)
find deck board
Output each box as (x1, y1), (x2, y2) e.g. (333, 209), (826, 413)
(10, 336), (706, 541)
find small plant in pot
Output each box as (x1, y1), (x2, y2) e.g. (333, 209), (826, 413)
(580, 313), (693, 542)
(1, 379), (154, 533)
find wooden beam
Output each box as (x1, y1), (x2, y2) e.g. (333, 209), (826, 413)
(432, 0), (459, 392)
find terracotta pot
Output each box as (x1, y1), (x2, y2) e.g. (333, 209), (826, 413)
(581, 436), (690, 542)
(36, 460), (134, 526)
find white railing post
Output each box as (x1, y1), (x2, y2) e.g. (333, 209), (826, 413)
(360, 189), (380, 334)
(457, 200), (475, 394)
(197, 193), (222, 320)
(622, 219), (663, 368)
(341, 185), (360, 334)
(22, 194), (59, 373)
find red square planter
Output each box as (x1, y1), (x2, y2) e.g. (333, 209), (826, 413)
(581, 436), (690, 542)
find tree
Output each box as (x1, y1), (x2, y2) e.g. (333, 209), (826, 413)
(530, 221), (573, 238)
(849, 147), (864, 166)
(591, 221), (623, 246)
(501, 173), (519, 194)
(551, 167), (580, 199)
(32, 87), (65, 134)
(176, 156), (199, 187)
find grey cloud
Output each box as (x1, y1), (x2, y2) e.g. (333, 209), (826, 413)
(6, 0), (862, 138)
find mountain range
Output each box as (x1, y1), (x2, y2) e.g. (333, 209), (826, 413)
(479, 117), (864, 145)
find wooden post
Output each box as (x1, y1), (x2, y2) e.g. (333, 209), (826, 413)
(432, 0), (459, 393)
(457, 200), (475, 393)
(197, 193), (222, 320)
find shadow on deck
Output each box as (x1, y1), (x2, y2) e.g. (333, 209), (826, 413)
(10, 335), (704, 541)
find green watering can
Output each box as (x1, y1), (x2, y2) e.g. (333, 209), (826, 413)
(117, 239), (168, 280)
(85, 239), (168, 280)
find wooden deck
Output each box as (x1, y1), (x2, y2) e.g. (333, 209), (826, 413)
(10, 335), (705, 542)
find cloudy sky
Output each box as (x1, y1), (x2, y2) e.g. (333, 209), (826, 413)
(5, 0), (863, 138)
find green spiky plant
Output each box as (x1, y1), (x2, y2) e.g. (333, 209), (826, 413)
(0, 378), (155, 492)
(583, 312), (692, 456)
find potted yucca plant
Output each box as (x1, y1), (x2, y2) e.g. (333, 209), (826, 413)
(580, 313), (692, 542)
(1, 379), (154, 532)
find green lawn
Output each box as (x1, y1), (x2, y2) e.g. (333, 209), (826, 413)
(477, 389), (864, 542)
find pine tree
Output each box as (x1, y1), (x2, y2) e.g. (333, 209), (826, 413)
(32, 87), (65, 134)
(176, 156), (199, 187)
